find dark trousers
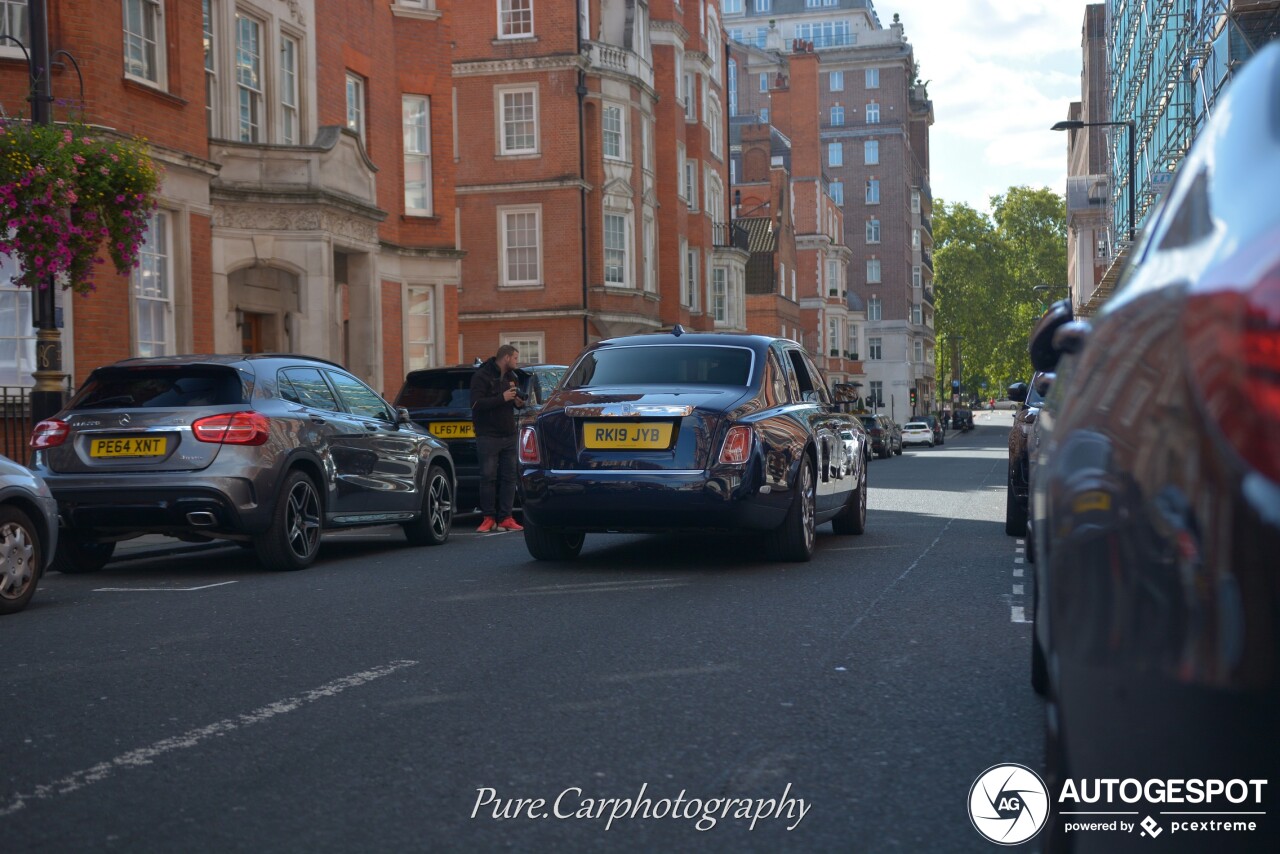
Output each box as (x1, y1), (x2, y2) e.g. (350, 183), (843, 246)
(477, 434), (518, 519)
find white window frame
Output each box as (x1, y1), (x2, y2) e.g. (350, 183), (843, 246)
(866, 218), (880, 244)
(203, 0), (218, 134)
(864, 139), (879, 165)
(868, 298), (882, 321)
(828, 318), (841, 355)
(828, 142), (843, 167)
(603, 211), (631, 287)
(404, 285), (436, 371)
(403, 95), (433, 215)
(866, 101), (880, 124)
(912, 190), (921, 213)
(866, 179), (880, 204)
(676, 141), (686, 200)
(830, 181), (844, 206)
(707, 98), (723, 158)
(133, 210), (174, 358)
(684, 158), (698, 210)
(759, 72), (768, 93)
(866, 67), (880, 89)
(123, 0), (166, 88)
(602, 103), (625, 160)
(829, 70), (843, 92)
(498, 0), (534, 39)
(0, 252), (35, 388)
(684, 72), (697, 121)
(867, 260), (882, 284)
(826, 258), (841, 297)
(712, 266), (729, 325)
(913, 339), (924, 362)
(235, 13), (264, 142)
(830, 105), (844, 126)
(755, 0), (771, 11)
(679, 237), (690, 304)
(497, 85), (539, 156)
(869, 338), (883, 360)
(280, 34), (301, 145)
(346, 73), (366, 140)
(913, 228), (921, 248)
(643, 215), (657, 293)
(686, 247), (700, 310)
(724, 0), (743, 14)
(501, 333), (544, 365)
(913, 266), (922, 287)
(499, 205), (543, 287)
(912, 305), (923, 327)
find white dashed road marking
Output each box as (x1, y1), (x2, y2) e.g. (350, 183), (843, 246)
(0, 659), (419, 818)
(94, 581), (239, 593)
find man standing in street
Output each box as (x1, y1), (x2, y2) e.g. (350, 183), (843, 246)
(470, 344), (525, 533)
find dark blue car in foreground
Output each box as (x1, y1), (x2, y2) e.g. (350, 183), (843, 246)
(517, 332), (870, 562)
(1030, 43), (1280, 850)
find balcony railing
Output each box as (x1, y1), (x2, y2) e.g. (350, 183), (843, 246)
(922, 249), (934, 273)
(712, 221), (750, 251)
(923, 286), (935, 306)
(584, 41), (654, 89)
(798, 32), (858, 49)
(921, 215), (933, 238)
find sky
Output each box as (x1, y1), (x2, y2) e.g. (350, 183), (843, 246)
(874, 0), (1099, 212)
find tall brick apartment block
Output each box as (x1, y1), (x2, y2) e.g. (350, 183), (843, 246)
(452, 0), (748, 366)
(726, 0), (934, 418)
(0, 0), (461, 411)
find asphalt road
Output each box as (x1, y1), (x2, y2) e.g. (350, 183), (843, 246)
(2, 412), (1044, 852)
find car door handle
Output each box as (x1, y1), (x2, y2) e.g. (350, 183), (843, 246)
(309, 415), (328, 425)
(363, 423), (378, 431)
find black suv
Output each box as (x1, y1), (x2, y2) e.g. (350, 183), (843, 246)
(394, 364), (566, 511)
(859, 414), (901, 459)
(1005, 373), (1047, 538)
(29, 355), (456, 573)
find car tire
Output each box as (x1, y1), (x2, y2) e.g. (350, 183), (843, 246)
(0, 506), (41, 614)
(256, 470), (323, 572)
(1005, 471), (1028, 536)
(767, 457), (815, 562)
(522, 517), (585, 561)
(51, 534), (115, 575)
(893, 441), (902, 456)
(879, 444), (890, 460)
(831, 458), (867, 536)
(402, 464), (453, 547)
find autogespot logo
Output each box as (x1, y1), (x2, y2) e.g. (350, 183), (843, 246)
(969, 764), (1050, 845)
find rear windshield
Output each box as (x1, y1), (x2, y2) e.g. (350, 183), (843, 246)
(563, 345), (753, 389)
(71, 367), (248, 409)
(533, 367), (566, 396)
(905, 423), (929, 429)
(859, 417), (879, 429)
(396, 371), (474, 409)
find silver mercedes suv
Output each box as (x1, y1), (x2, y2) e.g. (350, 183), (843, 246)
(29, 354), (456, 573)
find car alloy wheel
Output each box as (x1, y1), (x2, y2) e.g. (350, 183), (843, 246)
(427, 469), (453, 540)
(800, 460), (815, 552)
(285, 479), (322, 560)
(0, 510), (39, 614)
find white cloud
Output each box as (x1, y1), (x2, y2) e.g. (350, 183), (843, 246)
(876, 0), (1098, 210)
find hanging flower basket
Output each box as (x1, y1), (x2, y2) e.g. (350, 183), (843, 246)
(0, 119), (161, 295)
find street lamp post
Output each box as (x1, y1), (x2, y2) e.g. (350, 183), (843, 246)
(1051, 118), (1136, 243)
(1033, 283), (1070, 311)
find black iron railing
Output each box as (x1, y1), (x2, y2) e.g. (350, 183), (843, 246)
(712, 221), (750, 251)
(0, 383), (74, 461)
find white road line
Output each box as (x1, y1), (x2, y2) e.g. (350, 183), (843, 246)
(1015, 547), (1025, 554)
(93, 581), (240, 593)
(523, 578), (681, 591)
(1011, 606), (1029, 623)
(602, 664), (739, 683)
(1014, 569), (1024, 578)
(0, 659), (418, 818)
(1014, 557), (1025, 564)
(1013, 584), (1024, 595)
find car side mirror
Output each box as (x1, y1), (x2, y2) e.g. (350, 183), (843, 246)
(1007, 382), (1029, 403)
(1053, 320), (1092, 356)
(396, 407), (413, 425)
(1028, 298), (1074, 372)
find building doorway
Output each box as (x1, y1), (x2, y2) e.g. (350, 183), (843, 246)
(240, 311), (275, 354)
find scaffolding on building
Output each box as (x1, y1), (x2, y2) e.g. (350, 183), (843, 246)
(1105, 0), (1279, 242)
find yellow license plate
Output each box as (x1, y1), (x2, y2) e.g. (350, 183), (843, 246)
(90, 436), (168, 458)
(428, 421), (475, 439)
(583, 422), (674, 450)
(1073, 491), (1112, 513)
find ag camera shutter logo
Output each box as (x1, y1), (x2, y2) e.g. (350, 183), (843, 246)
(968, 764), (1050, 845)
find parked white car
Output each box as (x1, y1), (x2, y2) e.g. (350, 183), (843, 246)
(901, 423), (935, 447)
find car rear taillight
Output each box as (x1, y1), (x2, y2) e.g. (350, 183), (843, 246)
(718, 425), (753, 465)
(192, 412), (271, 446)
(519, 426), (540, 464)
(30, 419), (69, 450)
(1185, 246), (1280, 482)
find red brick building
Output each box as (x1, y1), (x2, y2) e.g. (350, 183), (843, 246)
(0, 0), (461, 415)
(452, 0), (747, 367)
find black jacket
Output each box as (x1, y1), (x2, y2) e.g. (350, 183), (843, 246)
(470, 358), (522, 437)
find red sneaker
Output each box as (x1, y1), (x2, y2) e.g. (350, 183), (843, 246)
(497, 517), (524, 532)
(476, 517), (497, 533)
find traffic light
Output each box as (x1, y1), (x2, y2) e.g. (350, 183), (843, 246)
(910, 388), (918, 408)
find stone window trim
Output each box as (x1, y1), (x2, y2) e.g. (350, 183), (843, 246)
(391, 1), (442, 22)
(123, 0), (168, 91)
(498, 204), (543, 288)
(495, 83), (540, 157)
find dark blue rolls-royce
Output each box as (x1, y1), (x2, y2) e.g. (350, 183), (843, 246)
(517, 331), (870, 561)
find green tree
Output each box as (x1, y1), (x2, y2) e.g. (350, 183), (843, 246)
(933, 186), (1066, 404)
